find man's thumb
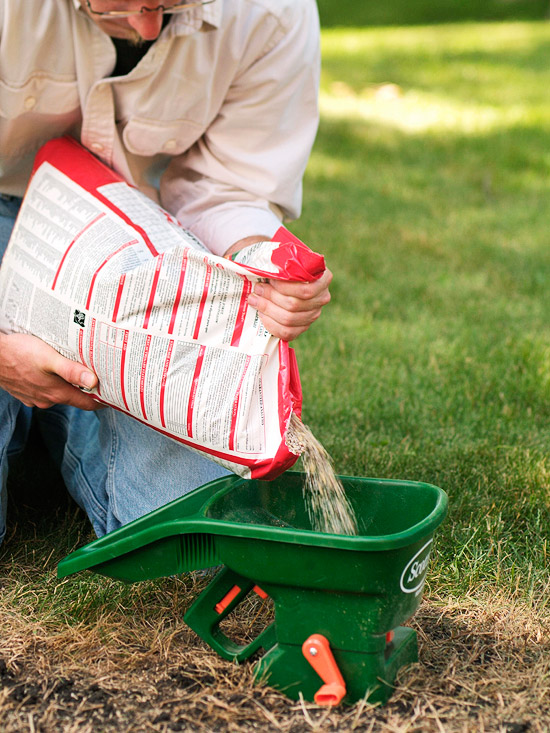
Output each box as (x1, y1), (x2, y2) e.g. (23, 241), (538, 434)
(79, 369), (98, 390)
(50, 352), (98, 390)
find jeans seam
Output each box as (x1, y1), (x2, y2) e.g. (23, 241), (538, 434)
(63, 445), (107, 524)
(1, 399), (25, 545)
(38, 408), (108, 527)
(2, 401), (17, 463)
(106, 410), (120, 523)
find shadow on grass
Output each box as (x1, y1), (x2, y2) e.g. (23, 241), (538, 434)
(302, 114), (550, 301)
(317, 0), (549, 28)
(1, 424), (90, 565)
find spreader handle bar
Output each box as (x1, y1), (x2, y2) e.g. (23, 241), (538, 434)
(184, 566), (276, 662)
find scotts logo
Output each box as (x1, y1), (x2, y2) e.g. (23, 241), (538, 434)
(400, 539), (433, 595)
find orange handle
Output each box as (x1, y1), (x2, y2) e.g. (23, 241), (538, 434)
(302, 634), (346, 706)
(214, 584), (241, 614)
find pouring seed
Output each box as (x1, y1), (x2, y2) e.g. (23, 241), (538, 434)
(285, 413), (358, 536)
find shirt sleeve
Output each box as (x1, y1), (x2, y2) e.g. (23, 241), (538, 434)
(159, 0), (320, 256)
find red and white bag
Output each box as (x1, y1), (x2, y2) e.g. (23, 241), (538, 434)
(0, 137), (325, 479)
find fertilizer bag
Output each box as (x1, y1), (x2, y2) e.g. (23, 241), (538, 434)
(0, 137), (326, 479)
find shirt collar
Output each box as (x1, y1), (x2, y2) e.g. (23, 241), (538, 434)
(171, 0), (221, 33)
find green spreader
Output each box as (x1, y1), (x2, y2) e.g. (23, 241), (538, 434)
(57, 472), (447, 706)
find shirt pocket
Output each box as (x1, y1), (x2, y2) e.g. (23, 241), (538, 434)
(122, 117), (205, 157)
(0, 74), (80, 119)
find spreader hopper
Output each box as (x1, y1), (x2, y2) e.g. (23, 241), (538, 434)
(58, 472), (447, 706)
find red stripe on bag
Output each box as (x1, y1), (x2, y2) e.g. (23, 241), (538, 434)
(231, 277), (252, 347)
(86, 240), (137, 311)
(192, 259), (211, 340)
(52, 213), (105, 290)
(78, 328), (85, 365)
(143, 254), (164, 329)
(159, 339), (174, 428)
(120, 329), (129, 412)
(187, 345), (205, 438)
(228, 355), (251, 451)
(112, 274), (126, 323)
(32, 137), (160, 256)
(89, 318), (100, 396)
(168, 251), (188, 335)
(139, 334), (151, 420)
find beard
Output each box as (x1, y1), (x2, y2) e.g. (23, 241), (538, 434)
(127, 30), (147, 45)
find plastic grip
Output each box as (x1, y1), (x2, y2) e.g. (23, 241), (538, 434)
(184, 567), (276, 662)
(302, 634), (347, 706)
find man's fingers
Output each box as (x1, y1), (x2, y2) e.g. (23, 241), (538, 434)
(0, 333), (102, 410)
(246, 269), (332, 340)
(45, 387), (101, 411)
(251, 296), (322, 328)
(12, 379), (102, 411)
(266, 268), (333, 300)
(46, 349), (98, 391)
(255, 314), (311, 342)
(248, 288), (324, 340)
(250, 272), (332, 313)
(60, 386), (103, 411)
(44, 352), (102, 410)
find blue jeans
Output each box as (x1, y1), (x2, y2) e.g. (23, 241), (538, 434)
(0, 195), (228, 547)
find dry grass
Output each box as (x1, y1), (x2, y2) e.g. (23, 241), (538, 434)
(2, 545), (549, 732)
(2, 440), (550, 731)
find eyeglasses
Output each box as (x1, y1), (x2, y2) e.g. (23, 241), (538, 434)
(85, 0), (214, 17)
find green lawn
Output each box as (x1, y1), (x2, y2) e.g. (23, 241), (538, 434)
(317, 0), (550, 26)
(291, 21), (550, 608)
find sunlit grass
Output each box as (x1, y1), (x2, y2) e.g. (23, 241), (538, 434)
(320, 87), (525, 135)
(291, 20), (550, 609)
(320, 23), (550, 133)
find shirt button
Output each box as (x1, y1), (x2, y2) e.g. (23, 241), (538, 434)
(24, 96), (36, 110)
(90, 142), (104, 153)
(164, 139), (177, 151)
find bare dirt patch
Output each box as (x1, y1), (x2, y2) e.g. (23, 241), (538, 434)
(2, 575), (550, 732)
(2, 442), (549, 731)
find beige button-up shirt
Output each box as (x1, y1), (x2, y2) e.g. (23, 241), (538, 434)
(0, 0), (320, 255)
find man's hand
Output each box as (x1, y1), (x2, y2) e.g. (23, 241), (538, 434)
(247, 269), (332, 341)
(224, 236), (332, 341)
(0, 332), (102, 410)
